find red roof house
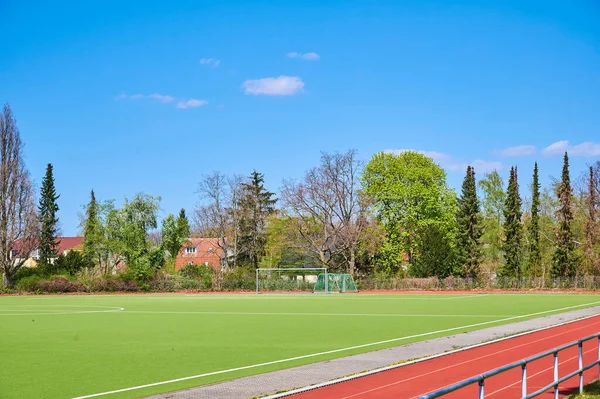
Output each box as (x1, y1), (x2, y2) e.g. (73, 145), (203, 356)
(12, 236), (84, 267)
(175, 238), (222, 271)
(55, 237), (84, 255)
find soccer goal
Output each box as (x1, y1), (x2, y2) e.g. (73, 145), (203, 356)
(313, 273), (358, 293)
(255, 268), (327, 294)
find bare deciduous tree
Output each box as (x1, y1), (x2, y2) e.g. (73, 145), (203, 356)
(282, 150), (366, 275)
(194, 172), (243, 269)
(0, 104), (38, 286)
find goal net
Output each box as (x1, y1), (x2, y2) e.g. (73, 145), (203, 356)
(255, 268), (327, 294)
(313, 273), (358, 293)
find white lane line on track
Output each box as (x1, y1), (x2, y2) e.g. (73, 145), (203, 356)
(70, 300), (600, 399)
(121, 310), (511, 318)
(335, 319), (600, 399)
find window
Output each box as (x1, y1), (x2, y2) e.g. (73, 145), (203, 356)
(185, 247), (197, 254)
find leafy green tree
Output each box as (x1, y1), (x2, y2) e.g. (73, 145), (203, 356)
(551, 153), (576, 278)
(362, 151), (457, 275)
(477, 170), (506, 270)
(527, 163), (542, 276)
(538, 186), (560, 277)
(237, 171), (277, 268)
(501, 166), (523, 277)
(83, 190), (103, 266)
(38, 163), (60, 265)
(455, 166), (483, 278)
(161, 208), (191, 260)
(410, 224), (455, 278)
(105, 193), (163, 281)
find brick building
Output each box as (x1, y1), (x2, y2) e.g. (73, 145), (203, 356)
(175, 238), (222, 271)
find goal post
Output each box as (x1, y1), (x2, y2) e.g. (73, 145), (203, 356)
(255, 268), (328, 294)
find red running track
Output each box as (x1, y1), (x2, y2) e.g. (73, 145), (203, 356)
(289, 315), (600, 399)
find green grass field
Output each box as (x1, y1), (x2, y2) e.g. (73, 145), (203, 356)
(2, 293), (600, 399)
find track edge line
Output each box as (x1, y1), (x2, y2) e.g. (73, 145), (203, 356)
(261, 311), (600, 399)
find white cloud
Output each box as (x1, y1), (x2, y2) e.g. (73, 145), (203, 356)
(571, 142), (600, 156)
(497, 145), (537, 157)
(542, 140), (569, 156)
(542, 140), (600, 157)
(470, 160), (504, 174)
(384, 149), (502, 174)
(116, 93), (207, 109)
(119, 93), (175, 103)
(146, 93), (175, 103)
(176, 99), (209, 109)
(242, 76), (304, 96)
(200, 58), (220, 67)
(286, 52), (320, 60)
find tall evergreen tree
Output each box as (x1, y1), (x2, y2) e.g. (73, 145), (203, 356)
(455, 166), (483, 277)
(527, 162), (542, 276)
(583, 166), (599, 274)
(162, 208), (192, 261)
(83, 190), (103, 265)
(176, 208), (191, 240)
(38, 163), (60, 264)
(551, 153), (576, 278)
(237, 171), (277, 268)
(501, 166), (523, 277)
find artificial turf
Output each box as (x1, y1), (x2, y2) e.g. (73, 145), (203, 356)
(1, 293), (600, 399)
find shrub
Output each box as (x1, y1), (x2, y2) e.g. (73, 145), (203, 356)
(148, 273), (178, 292)
(124, 248), (166, 285)
(54, 251), (93, 275)
(16, 275), (48, 293)
(13, 266), (44, 281)
(17, 276), (87, 293)
(220, 267), (255, 291)
(88, 277), (139, 292)
(179, 264), (213, 290)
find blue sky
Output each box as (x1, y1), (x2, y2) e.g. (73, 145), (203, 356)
(1, 0), (599, 235)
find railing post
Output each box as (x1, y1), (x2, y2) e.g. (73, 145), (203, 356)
(554, 351), (559, 399)
(579, 342), (584, 393)
(478, 379), (485, 399)
(521, 363), (527, 398)
(597, 336), (600, 383)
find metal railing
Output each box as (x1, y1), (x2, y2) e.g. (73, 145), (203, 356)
(419, 333), (600, 399)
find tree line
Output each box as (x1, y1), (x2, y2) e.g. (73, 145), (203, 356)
(1, 102), (599, 287)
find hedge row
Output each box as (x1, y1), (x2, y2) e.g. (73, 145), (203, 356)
(6, 273), (600, 294)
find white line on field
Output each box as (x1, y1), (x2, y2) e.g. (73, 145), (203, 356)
(120, 310), (510, 318)
(70, 300), (600, 399)
(0, 306), (124, 316)
(138, 294), (489, 300)
(0, 310), (124, 316)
